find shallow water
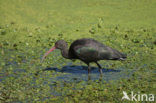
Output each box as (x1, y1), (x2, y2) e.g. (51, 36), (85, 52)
(39, 65), (134, 82)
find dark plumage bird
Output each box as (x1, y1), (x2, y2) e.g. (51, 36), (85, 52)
(42, 38), (126, 75)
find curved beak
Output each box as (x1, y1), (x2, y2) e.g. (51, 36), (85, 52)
(41, 46), (56, 62)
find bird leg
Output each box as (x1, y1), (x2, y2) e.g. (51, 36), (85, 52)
(87, 63), (91, 80)
(87, 63), (91, 74)
(95, 62), (103, 75)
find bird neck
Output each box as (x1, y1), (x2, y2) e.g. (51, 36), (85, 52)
(61, 46), (69, 59)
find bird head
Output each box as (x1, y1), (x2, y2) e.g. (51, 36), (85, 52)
(41, 40), (67, 62)
(55, 40), (67, 49)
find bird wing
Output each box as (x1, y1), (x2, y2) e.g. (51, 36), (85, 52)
(98, 47), (112, 60)
(74, 46), (99, 62)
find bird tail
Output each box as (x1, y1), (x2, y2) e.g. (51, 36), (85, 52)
(119, 53), (127, 60)
(109, 48), (127, 60)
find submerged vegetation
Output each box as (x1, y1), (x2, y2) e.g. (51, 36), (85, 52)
(0, 0), (156, 102)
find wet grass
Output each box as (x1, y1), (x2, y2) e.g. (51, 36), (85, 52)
(0, 0), (156, 102)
